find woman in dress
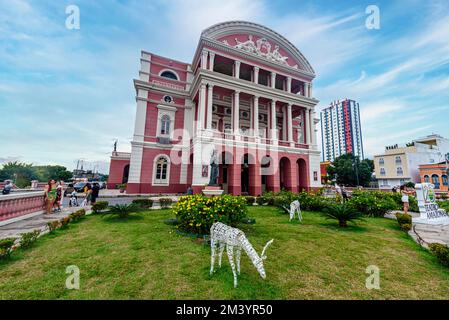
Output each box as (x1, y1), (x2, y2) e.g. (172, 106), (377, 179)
(44, 179), (57, 214)
(53, 180), (63, 212)
(400, 185), (414, 215)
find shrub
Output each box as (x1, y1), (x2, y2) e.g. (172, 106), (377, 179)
(47, 220), (61, 233)
(92, 201), (109, 213)
(439, 201), (449, 212)
(0, 238), (15, 260)
(132, 198), (153, 209)
(255, 196), (265, 206)
(348, 190), (398, 217)
(244, 196), (255, 205)
(396, 212), (412, 225)
(429, 243), (449, 267)
(296, 191), (332, 212)
(173, 194), (248, 235)
(400, 223), (412, 232)
(159, 198), (173, 209)
(322, 203), (365, 228)
(60, 216), (71, 228)
(69, 209), (86, 222)
(103, 204), (140, 219)
(117, 183), (127, 190)
(19, 230), (40, 249)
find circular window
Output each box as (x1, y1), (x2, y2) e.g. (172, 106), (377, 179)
(163, 95), (173, 103)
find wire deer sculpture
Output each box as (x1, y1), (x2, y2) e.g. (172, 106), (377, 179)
(282, 200), (302, 221)
(210, 222), (274, 288)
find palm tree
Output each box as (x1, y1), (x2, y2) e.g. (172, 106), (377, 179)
(322, 204), (364, 227)
(102, 204), (140, 219)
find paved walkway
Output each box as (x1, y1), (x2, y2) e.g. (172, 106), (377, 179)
(385, 210), (449, 248)
(0, 206), (91, 240)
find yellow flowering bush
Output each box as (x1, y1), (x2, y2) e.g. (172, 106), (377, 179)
(172, 194), (248, 235)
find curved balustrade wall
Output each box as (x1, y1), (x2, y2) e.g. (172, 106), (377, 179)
(0, 191), (45, 223)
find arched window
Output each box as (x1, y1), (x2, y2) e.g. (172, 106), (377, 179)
(424, 175), (430, 183)
(397, 167), (403, 176)
(160, 70), (178, 80)
(432, 174), (440, 188)
(395, 156), (401, 164)
(380, 168), (386, 176)
(442, 175), (448, 186)
(160, 115), (170, 135)
(379, 158), (384, 166)
(153, 155), (170, 185)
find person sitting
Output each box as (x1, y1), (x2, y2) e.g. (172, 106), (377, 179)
(1, 181), (13, 195)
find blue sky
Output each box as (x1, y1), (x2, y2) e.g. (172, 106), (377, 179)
(1, 0), (449, 173)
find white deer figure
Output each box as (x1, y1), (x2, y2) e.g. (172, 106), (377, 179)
(210, 222), (274, 288)
(282, 200), (302, 221)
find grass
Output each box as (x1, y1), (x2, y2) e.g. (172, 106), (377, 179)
(1, 206), (449, 299)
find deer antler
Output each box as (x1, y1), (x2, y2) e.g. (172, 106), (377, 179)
(261, 239), (274, 260)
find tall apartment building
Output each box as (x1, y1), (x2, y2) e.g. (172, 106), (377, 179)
(374, 134), (449, 189)
(320, 99), (364, 162)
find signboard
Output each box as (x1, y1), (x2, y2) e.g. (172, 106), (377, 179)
(414, 183), (449, 224)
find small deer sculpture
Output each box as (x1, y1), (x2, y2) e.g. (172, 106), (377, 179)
(210, 222), (274, 288)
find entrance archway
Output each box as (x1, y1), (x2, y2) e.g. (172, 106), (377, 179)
(122, 164), (129, 184)
(297, 158), (308, 192)
(279, 157), (291, 190)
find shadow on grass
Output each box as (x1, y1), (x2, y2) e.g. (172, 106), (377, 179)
(101, 214), (144, 223)
(317, 220), (369, 233)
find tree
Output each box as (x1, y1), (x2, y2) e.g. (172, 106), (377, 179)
(326, 153), (374, 187)
(33, 165), (72, 182)
(0, 162), (37, 188)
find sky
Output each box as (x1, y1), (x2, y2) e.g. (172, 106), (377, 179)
(1, 0), (449, 173)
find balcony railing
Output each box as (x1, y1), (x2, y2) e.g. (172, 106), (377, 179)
(151, 79), (185, 91)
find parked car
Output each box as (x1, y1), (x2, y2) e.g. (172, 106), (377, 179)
(73, 182), (88, 193)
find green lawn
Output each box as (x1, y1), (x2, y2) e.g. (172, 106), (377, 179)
(1, 206), (449, 299)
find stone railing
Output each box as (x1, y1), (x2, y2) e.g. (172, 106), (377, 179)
(0, 191), (45, 224)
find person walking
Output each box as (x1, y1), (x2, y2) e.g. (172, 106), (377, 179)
(44, 179), (57, 214)
(91, 183), (100, 204)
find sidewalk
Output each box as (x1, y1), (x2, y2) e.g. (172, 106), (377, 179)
(0, 206), (91, 240)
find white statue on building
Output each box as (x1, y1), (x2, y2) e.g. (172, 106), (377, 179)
(210, 222), (274, 288)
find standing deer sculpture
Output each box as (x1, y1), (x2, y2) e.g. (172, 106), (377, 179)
(210, 222), (274, 288)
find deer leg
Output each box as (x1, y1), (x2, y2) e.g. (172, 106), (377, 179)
(218, 242), (225, 268)
(210, 239), (217, 275)
(227, 245), (238, 288)
(236, 247), (241, 275)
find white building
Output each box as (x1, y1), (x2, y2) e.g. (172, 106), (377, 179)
(375, 134), (449, 189)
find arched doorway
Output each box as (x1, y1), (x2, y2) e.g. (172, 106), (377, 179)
(297, 158), (308, 192)
(219, 151), (232, 194)
(241, 154), (250, 194)
(279, 157), (291, 190)
(122, 164), (130, 184)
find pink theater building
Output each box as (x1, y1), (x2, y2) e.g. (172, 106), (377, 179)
(108, 21), (322, 195)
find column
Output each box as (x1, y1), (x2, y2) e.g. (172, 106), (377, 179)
(304, 82), (309, 97)
(249, 156), (262, 196)
(206, 84), (214, 129)
(198, 83), (206, 131)
(310, 110), (316, 145)
(270, 100), (277, 140)
(282, 106), (287, 141)
(286, 77), (292, 93)
(253, 66), (259, 84)
(253, 95), (259, 139)
(271, 72), (276, 89)
(287, 103), (293, 143)
(208, 52), (215, 71)
(201, 50), (208, 69)
(234, 61), (241, 79)
(233, 91), (240, 135)
(309, 82), (313, 98)
(305, 108), (311, 144)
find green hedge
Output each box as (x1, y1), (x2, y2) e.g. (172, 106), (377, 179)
(159, 198), (173, 209)
(429, 243), (449, 267)
(132, 199), (153, 209)
(92, 201), (109, 214)
(173, 194), (248, 235)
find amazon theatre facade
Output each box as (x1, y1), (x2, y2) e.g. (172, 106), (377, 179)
(108, 21), (322, 195)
